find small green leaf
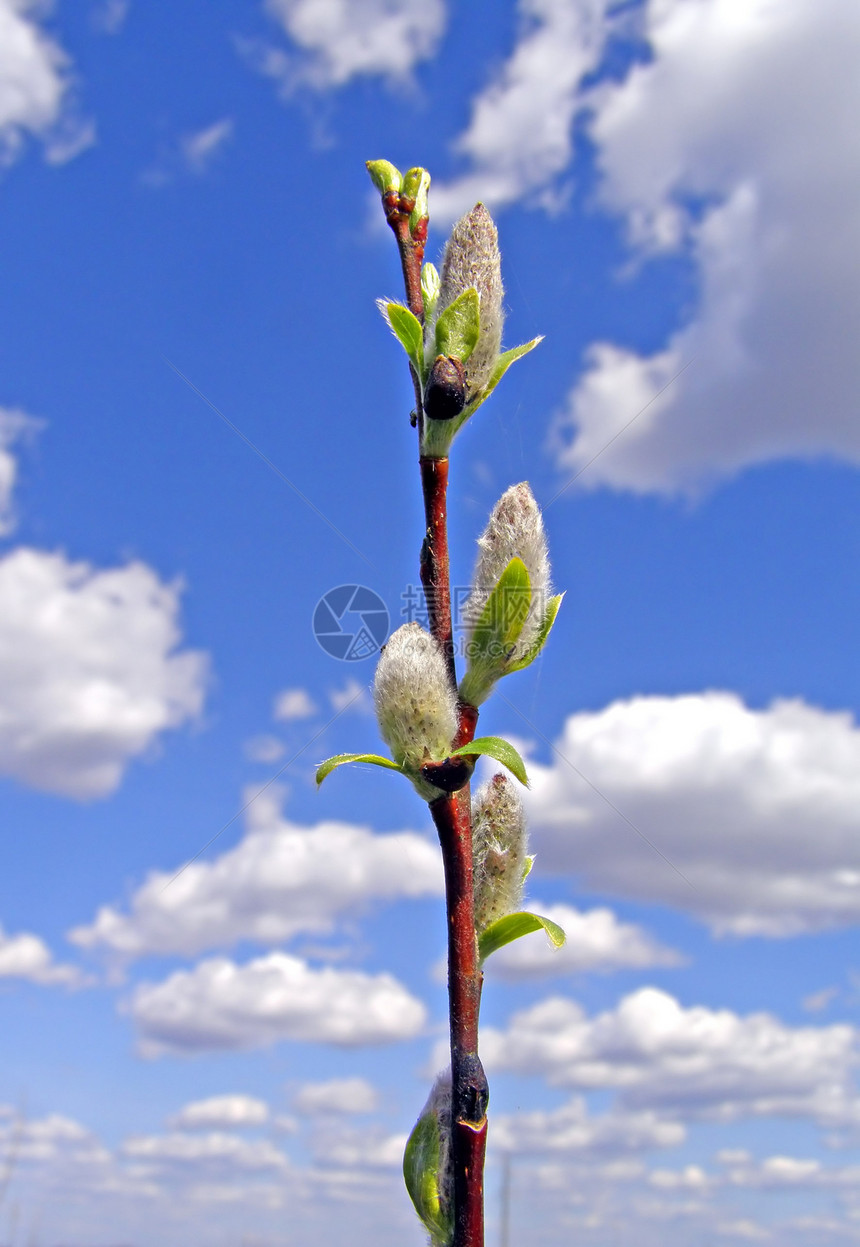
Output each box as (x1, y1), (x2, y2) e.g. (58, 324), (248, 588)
(470, 557), (529, 664)
(315, 753), (402, 787)
(459, 559), (532, 706)
(448, 736), (529, 787)
(421, 263), (440, 323)
(366, 159), (402, 195)
(483, 336), (544, 401)
(506, 593), (564, 675)
(380, 301), (426, 380)
(434, 288), (480, 364)
(403, 1110), (452, 1245)
(479, 911), (567, 965)
(522, 854), (535, 884)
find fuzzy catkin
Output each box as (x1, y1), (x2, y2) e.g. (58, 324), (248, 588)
(466, 482), (551, 661)
(426, 1070), (453, 1242)
(432, 203), (504, 395)
(472, 773), (528, 931)
(373, 623), (458, 774)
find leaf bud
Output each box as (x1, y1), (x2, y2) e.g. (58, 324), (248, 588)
(366, 159), (403, 197)
(401, 166), (431, 234)
(472, 773), (528, 932)
(403, 1070), (453, 1246)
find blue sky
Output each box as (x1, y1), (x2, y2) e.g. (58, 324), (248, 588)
(1, 0), (859, 1243)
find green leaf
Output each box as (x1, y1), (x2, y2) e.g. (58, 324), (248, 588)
(505, 592), (564, 675)
(448, 736), (529, 787)
(315, 753), (402, 787)
(380, 302), (426, 380)
(482, 336), (543, 400)
(421, 263), (440, 323)
(459, 559), (532, 706)
(403, 1109), (452, 1245)
(479, 911), (567, 965)
(434, 288), (480, 364)
(473, 557), (531, 659)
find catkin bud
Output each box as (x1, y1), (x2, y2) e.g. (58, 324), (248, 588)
(374, 623), (458, 789)
(472, 773), (528, 932)
(432, 203), (503, 396)
(403, 1070), (453, 1246)
(467, 482), (551, 661)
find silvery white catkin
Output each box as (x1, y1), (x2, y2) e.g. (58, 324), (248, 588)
(466, 481), (551, 661)
(433, 203), (504, 395)
(373, 623), (458, 774)
(472, 773), (528, 931)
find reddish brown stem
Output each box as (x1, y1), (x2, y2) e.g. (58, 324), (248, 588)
(429, 786), (487, 1247)
(419, 456), (456, 687)
(378, 176), (487, 1246)
(382, 190), (426, 321)
(421, 456), (486, 1247)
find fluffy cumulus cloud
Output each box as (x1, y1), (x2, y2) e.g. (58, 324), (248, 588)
(488, 901), (681, 979)
(260, 0), (446, 89)
(0, 0), (92, 165)
(494, 1096), (685, 1157)
(273, 685), (318, 720)
(0, 549), (206, 799)
(293, 1076), (379, 1116)
(553, 0), (860, 493)
(130, 950), (427, 1055)
(71, 791), (442, 957)
(0, 924), (83, 986)
(0, 407), (40, 535)
(121, 1130), (289, 1171)
(168, 1094), (270, 1131)
(484, 987), (860, 1126)
(0, 1102), (420, 1246)
(432, 0), (612, 220)
(525, 692), (860, 936)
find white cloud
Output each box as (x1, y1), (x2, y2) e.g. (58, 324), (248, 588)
(0, 924), (83, 986)
(260, 0), (446, 89)
(488, 901), (682, 979)
(493, 1096), (685, 1156)
(0, 0), (92, 166)
(168, 1095), (270, 1131)
(0, 407), (39, 535)
(142, 118), (234, 186)
(130, 950), (427, 1055)
(293, 1077), (379, 1116)
(0, 549), (207, 799)
(328, 678), (372, 715)
(525, 692), (860, 936)
(122, 1130), (288, 1171)
(273, 686), (317, 720)
(243, 733), (285, 763)
(803, 987), (840, 1015)
(180, 117), (233, 173)
(71, 790), (442, 957)
(483, 987), (859, 1125)
(431, 0), (612, 221)
(91, 0), (130, 35)
(553, 0), (860, 493)
(319, 1126), (406, 1169)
